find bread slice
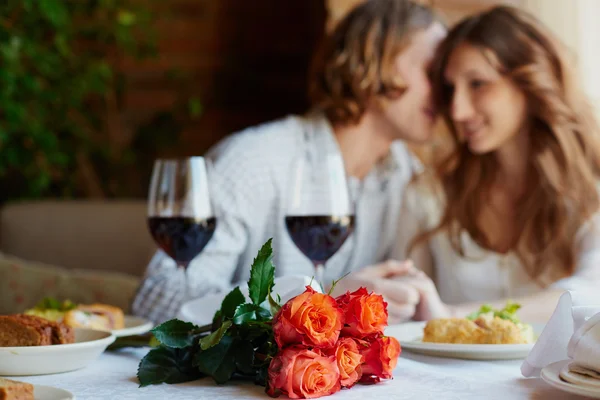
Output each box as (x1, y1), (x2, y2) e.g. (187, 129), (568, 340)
(0, 378), (34, 400)
(0, 315), (74, 347)
(51, 320), (75, 345)
(0, 315), (52, 346)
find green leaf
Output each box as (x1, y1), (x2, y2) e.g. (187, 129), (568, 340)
(235, 340), (255, 375)
(151, 319), (199, 348)
(233, 304), (271, 325)
(34, 297), (77, 311)
(233, 304), (259, 325)
(466, 304), (493, 320)
(212, 309), (223, 328)
(255, 364), (269, 387)
(194, 335), (237, 384)
(149, 335), (161, 348)
(199, 321), (232, 351)
(268, 293), (281, 317)
(255, 306), (272, 321)
(328, 272), (350, 295)
(137, 346), (202, 387)
(117, 10), (137, 26)
(248, 239), (275, 306)
(465, 302), (522, 324)
(503, 302), (521, 314)
(188, 97), (202, 118)
(236, 321), (273, 344)
(39, 0), (69, 27)
(220, 287), (246, 319)
(53, 34), (70, 56)
(108, 334), (154, 351)
(496, 310), (520, 324)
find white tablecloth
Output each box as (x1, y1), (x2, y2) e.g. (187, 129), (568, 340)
(16, 348), (588, 400)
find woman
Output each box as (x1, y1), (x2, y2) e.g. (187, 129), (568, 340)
(391, 6), (600, 323)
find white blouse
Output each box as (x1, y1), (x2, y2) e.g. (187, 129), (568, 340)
(391, 176), (600, 304)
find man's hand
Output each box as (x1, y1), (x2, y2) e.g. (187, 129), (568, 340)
(329, 260), (421, 323)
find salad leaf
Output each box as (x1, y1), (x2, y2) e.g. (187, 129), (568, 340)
(34, 297), (77, 311)
(466, 302), (522, 324)
(466, 304), (493, 320)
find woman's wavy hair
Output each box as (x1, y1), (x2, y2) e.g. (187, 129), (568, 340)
(309, 0), (439, 125)
(414, 6), (600, 281)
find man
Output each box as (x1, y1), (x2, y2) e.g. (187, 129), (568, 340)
(132, 0), (446, 323)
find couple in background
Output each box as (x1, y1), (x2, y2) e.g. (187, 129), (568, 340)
(133, 0), (600, 324)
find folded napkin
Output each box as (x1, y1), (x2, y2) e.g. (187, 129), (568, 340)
(566, 310), (600, 371)
(177, 275), (321, 326)
(521, 290), (600, 377)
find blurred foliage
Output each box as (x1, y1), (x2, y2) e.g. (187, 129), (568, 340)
(0, 0), (200, 202)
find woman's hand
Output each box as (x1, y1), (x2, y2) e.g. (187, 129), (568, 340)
(390, 261), (454, 320)
(329, 260), (421, 323)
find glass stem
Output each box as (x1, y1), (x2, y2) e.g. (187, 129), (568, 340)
(314, 263), (325, 293)
(179, 263), (190, 305)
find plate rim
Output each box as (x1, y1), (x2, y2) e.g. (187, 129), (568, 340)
(541, 360), (600, 399)
(33, 383), (75, 400)
(111, 315), (153, 337)
(385, 321), (536, 355)
(0, 328), (115, 354)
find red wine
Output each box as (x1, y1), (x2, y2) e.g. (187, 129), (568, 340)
(148, 217), (217, 266)
(285, 215), (355, 264)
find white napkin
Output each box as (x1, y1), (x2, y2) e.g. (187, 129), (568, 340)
(521, 290), (600, 377)
(177, 275), (322, 326)
(567, 311), (600, 373)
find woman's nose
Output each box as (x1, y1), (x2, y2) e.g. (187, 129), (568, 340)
(451, 86), (476, 122)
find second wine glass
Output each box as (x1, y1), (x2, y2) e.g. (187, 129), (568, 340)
(285, 151), (355, 291)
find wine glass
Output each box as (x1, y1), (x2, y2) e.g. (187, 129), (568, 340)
(285, 151), (355, 291)
(147, 157), (217, 299)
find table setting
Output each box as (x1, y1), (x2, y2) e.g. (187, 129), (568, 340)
(4, 292), (600, 400)
(4, 260), (600, 399)
(2, 156), (600, 400)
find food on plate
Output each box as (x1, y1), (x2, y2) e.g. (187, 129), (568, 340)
(0, 314), (74, 347)
(65, 303), (125, 331)
(25, 298), (125, 331)
(422, 302), (535, 344)
(0, 377), (34, 400)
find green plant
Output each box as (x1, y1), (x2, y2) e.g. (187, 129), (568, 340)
(0, 0), (159, 202)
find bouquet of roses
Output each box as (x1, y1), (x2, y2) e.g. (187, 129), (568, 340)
(137, 239), (401, 399)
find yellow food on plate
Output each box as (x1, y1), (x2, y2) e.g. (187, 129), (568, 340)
(422, 302), (534, 345)
(65, 304), (125, 331)
(25, 298), (125, 331)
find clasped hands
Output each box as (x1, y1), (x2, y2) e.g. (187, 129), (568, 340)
(330, 260), (453, 324)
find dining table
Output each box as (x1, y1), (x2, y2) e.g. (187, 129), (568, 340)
(16, 347), (589, 400)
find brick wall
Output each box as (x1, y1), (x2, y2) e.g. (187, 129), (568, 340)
(120, 0), (326, 155)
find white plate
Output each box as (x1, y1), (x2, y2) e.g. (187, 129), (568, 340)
(112, 316), (153, 337)
(542, 360), (600, 398)
(34, 384), (75, 400)
(559, 362), (600, 389)
(0, 328), (115, 376)
(385, 321), (539, 360)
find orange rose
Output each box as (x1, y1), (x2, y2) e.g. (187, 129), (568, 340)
(273, 286), (343, 348)
(327, 337), (363, 388)
(358, 336), (401, 383)
(336, 287), (388, 338)
(267, 346), (341, 399)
